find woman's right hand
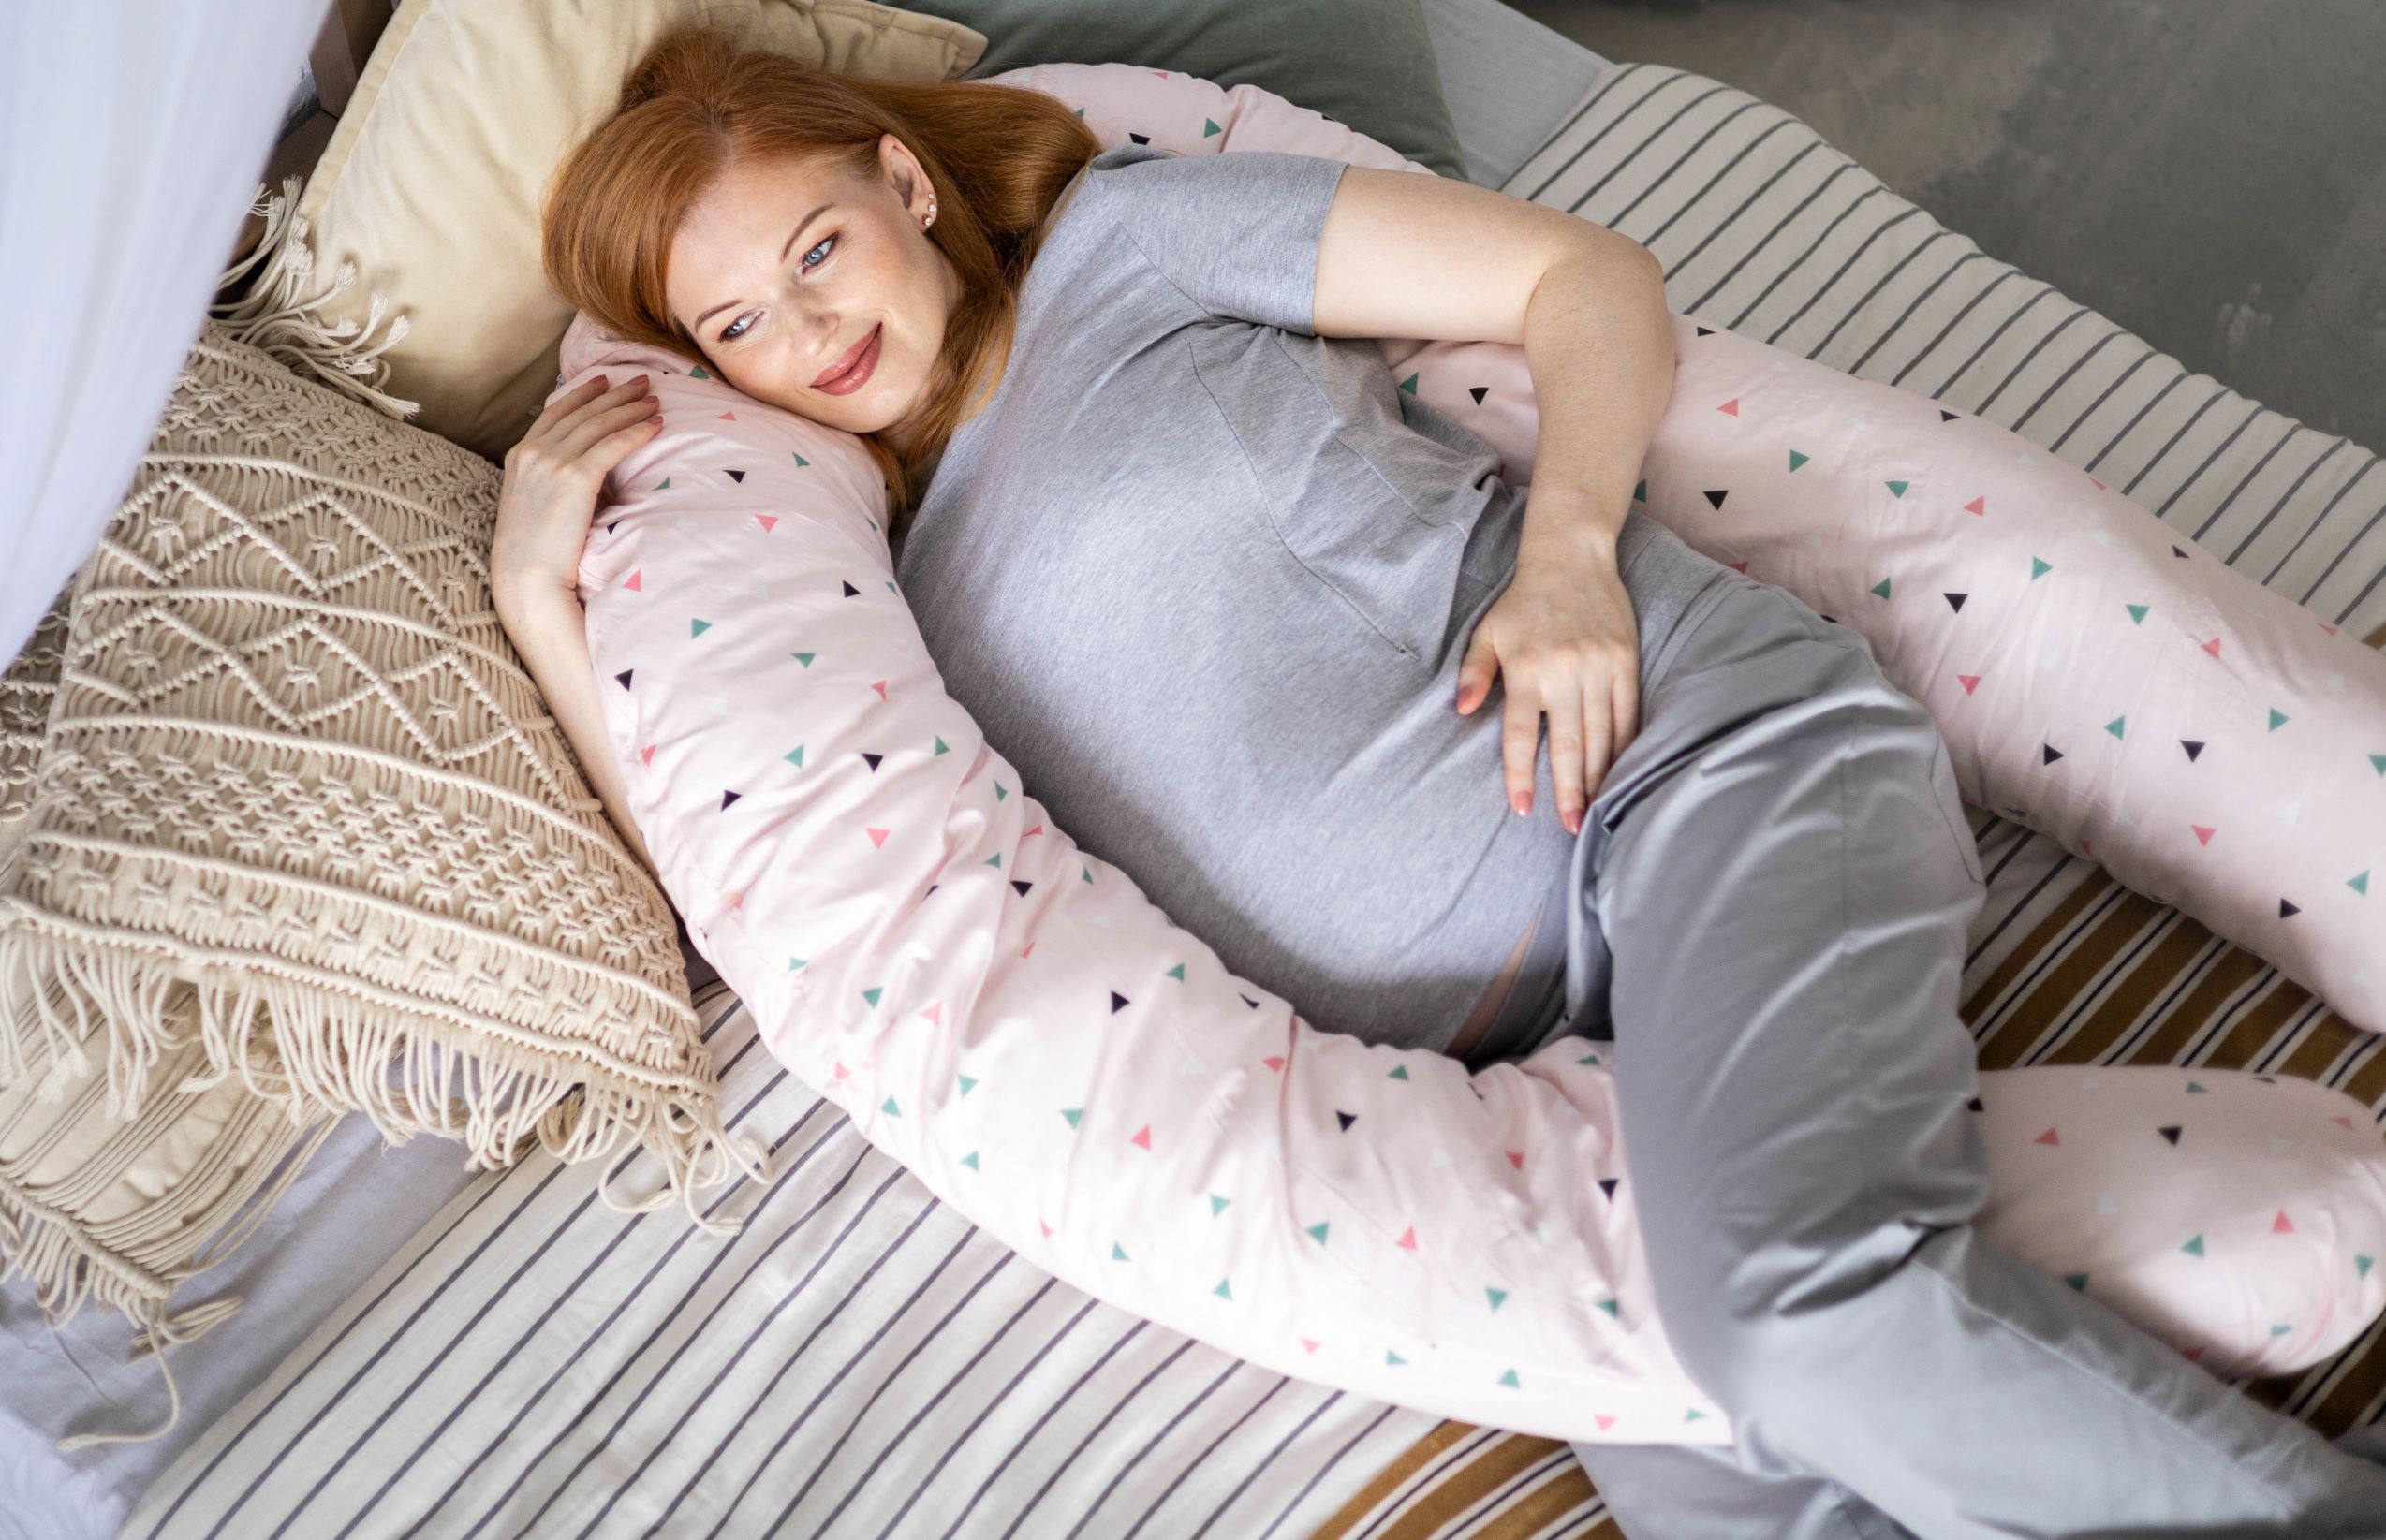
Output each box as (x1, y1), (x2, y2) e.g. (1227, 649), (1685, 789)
(492, 372), (663, 615)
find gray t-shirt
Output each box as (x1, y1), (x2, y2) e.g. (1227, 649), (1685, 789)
(891, 143), (1684, 1050)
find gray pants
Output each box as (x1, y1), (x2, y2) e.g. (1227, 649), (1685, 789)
(1493, 520), (2386, 1539)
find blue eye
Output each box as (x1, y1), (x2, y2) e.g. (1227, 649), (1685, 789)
(718, 234), (837, 343)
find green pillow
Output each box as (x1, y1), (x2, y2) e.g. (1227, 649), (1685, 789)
(891, 0), (1470, 180)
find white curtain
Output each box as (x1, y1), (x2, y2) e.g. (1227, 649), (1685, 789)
(0, 0), (327, 669)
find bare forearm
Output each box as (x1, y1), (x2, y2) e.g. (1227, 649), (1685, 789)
(1516, 242), (1675, 566)
(494, 580), (661, 884)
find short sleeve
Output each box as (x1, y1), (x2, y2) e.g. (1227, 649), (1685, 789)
(1080, 144), (1349, 335)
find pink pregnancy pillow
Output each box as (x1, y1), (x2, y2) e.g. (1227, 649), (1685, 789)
(548, 63), (2386, 1433)
(555, 307), (2382, 1445)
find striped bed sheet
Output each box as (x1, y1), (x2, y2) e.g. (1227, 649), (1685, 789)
(128, 60), (2386, 1540)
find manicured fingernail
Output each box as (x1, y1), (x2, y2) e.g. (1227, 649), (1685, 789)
(1511, 792), (1529, 816)
(1564, 809), (1583, 835)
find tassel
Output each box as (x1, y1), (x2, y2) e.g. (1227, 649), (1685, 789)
(207, 177), (420, 421)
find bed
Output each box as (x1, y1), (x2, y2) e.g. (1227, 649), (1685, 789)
(11, 1), (2382, 1535)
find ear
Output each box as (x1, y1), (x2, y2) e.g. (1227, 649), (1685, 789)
(879, 133), (928, 216)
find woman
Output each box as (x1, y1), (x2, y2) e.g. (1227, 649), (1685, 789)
(489, 22), (2386, 1539)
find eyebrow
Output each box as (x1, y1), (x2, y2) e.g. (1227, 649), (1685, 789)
(690, 201), (832, 329)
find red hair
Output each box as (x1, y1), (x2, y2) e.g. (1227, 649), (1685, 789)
(541, 17), (1099, 529)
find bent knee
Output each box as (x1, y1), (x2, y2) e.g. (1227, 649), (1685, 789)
(1654, 1213), (1959, 1413)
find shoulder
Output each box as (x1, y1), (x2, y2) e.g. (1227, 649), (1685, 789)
(1077, 143), (1345, 229)
(1088, 142), (1184, 176)
(1035, 144), (1174, 247)
(1073, 142), (1183, 209)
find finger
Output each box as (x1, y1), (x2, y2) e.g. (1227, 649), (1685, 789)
(555, 392), (663, 463)
(591, 416), (666, 469)
(530, 374), (617, 436)
(1502, 668), (1541, 816)
(1613, 666), (1641, 757)
(553, 374), (652, 431)
(565, 418), (666, 512)
(523, 374), (642, 459)
(566, 374), (655, 425)
(1455, 633), (1496, 714)
(1580, 672), (1613, 805)
(1544, 670), (1586, 832)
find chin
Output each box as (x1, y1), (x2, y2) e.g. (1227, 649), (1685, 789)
(839, 374), (923, 437)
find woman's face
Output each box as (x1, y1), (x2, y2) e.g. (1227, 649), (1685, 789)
(665, 135), (958, 446)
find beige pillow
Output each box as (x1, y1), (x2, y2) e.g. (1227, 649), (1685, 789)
(0, 320), (749, 1225)
(242, 0), (987, 462)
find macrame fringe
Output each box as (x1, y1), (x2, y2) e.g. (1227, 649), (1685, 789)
(0, 924), (772, 1241)
(207, 176), (420, 422)
(0, 1102), (336, 1451)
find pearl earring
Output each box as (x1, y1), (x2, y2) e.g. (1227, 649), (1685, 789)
(922, 196), (937, 230)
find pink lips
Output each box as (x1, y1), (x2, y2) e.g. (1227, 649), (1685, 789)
(814, 323), (882, 394)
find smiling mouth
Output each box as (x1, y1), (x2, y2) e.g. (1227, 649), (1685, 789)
(814, 323), (881, 390)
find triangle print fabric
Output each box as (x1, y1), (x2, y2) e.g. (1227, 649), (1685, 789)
(553, 291), (2386, 1447)
(1621, 318), (2386, 1037)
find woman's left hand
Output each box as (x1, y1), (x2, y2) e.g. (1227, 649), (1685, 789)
(1456, 546), (1641, 835)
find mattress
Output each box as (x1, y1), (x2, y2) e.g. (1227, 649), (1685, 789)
(90, 39), (2386, 1540)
